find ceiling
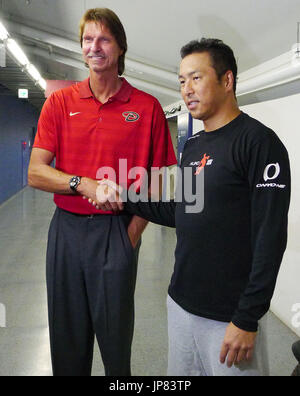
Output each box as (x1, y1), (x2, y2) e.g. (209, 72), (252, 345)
(0, 50), (46, 109)
(0, 0), (300, 111)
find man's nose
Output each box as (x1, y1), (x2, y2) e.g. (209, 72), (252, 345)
(183, 80), (194, 96)
(90, 39), (101, 52)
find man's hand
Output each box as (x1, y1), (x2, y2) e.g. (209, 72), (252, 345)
(220, 322), (257, 368)
(76, 176), (99, 201)
(83, 179), (124, 212)
(127, 215), (148, 249)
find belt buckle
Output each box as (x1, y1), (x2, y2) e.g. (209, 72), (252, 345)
(87, 214), (94, 219)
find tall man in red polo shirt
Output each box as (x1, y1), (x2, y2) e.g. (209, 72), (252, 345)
(28, 8), (176, 377)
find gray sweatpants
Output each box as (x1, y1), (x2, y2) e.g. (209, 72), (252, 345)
(167, 295), (269, 376)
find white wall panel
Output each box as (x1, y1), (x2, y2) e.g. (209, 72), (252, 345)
(241, 93), (300, 337)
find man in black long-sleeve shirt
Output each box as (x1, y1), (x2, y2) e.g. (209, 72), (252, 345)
(90, 39), (291, 376)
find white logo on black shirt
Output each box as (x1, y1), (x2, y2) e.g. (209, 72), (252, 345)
(263, 163), (280, 181)
(257, 163), (285, 189)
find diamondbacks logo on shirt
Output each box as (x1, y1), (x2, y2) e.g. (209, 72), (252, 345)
(190, 153), (213, 175)
(122, 111), (140, 122)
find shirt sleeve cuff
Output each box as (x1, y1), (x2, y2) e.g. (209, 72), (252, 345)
(231, 317), (258, 332)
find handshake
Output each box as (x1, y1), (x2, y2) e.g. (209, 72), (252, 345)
(83, 179), (125, 212)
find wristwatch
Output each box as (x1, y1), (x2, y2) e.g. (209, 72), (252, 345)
(69, 176), (82, 192)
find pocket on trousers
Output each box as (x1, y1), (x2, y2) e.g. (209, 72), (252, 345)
(124, 228), (134, 254)
(119, 216), (134, 258)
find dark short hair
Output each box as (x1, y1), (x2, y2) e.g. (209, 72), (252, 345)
(180, 38), (238, 94)
(79, 8), (127, 75)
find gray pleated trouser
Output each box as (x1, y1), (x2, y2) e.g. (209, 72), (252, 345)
(46, 207), (140, 376)
(167, 295), (269, 376)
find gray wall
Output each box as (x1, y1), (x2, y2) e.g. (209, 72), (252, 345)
(0, 95), (39, 205)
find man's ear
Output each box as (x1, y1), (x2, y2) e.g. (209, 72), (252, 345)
(224, 70), (234, 92)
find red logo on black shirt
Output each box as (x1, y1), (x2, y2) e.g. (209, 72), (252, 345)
(122, 111), (140, 122)
(195, 153), (211, 175)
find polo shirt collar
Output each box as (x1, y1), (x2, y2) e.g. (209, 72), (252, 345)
(79, 77), (133, 103)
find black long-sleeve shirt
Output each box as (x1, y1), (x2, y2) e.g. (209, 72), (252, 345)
(125, 112), (291, 332)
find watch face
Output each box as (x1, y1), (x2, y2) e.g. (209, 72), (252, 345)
(70, 176), (81, 191)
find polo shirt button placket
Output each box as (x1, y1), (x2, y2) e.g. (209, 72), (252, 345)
(98, 105), (102, 123)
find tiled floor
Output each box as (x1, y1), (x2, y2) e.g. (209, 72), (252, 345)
(0, 188), (299, 376)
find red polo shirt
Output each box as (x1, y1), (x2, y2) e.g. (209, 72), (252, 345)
(34, 78), (177, 214)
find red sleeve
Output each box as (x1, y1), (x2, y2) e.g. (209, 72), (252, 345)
(33, 94), (58, 154)
(150, 99), (177, 168)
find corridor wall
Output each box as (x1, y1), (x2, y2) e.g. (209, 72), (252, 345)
(0, 95), (39, 205)
(241, 93), (300, 337)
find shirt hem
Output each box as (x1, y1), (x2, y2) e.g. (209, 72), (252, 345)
(168, 288), (233, 324)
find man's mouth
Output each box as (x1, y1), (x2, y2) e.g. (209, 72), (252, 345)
(187, 100), (199, 110)
(88, 54), (105, 60)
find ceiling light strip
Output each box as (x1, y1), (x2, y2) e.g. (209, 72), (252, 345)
(0, 19), (46, 92)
